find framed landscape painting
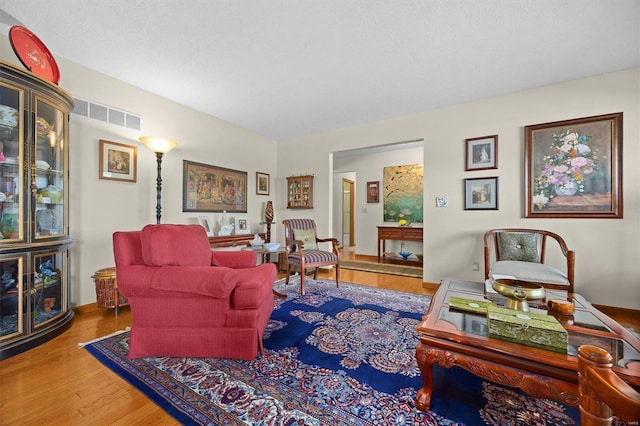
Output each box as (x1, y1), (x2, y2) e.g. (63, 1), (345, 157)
(525, 112), (622, 218)
(183, 160), (248, 213)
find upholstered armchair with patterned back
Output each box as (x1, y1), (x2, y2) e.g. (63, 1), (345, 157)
(113, 224), (276, 360)
(484, 228), (575, 293)
(282, 219), (340, 295)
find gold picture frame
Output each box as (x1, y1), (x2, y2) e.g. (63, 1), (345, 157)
(98, 140), (137, 182)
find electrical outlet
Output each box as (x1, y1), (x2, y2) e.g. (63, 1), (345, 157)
(472, 261), (480, 271)
(435, 196), (448, 208)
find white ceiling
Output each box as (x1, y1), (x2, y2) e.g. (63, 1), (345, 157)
(0, 1), (638, 141)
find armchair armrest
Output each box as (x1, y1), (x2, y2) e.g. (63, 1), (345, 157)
(316, 237), (340, 253)
(151, 266), (238, 299)
(230, 263), (277, 309)
(211, 250), (257, 268)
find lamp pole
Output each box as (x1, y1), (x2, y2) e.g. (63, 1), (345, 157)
(139, 136), (178, 224)
(153, 151), (164, 224)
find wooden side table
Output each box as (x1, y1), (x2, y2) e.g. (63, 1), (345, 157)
(377, 226), (423, 263)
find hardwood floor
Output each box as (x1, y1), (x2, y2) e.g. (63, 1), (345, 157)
(0, 250), (636, 424)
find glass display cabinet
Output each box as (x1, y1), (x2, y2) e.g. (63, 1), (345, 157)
(0, 61), (74, 360)
(286, 175), (313, 209)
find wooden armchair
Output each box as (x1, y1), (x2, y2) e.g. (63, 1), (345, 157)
(282, 219), (340, 296)
(484, 228), (575, 294)
(578, 345), (640, 425)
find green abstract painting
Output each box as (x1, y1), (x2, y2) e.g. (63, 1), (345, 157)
(383, 164), (423, 224)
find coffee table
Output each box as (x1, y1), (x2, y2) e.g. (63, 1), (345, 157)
(415, 278), (640, 411)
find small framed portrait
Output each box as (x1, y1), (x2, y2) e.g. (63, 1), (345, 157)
(197, 216), (214, 237)
(234, 216), (251, 234)
(465, 135), (498, 171)
(366, 181), (379, 203)
(465, 177), (499, 210)
(256, 172), (270, 195)
(99, 140), (137, 182)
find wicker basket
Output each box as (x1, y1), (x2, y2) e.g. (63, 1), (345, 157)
(92, 267), (128, 309)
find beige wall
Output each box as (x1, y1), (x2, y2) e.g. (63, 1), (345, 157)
(278, 68), (640, 309)
(0, 40), (278, 306)
(1, 36), (637, 309)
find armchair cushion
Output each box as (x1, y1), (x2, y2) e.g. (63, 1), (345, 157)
(491, 260), (568, 285)
(141, 224), (211, 266)
(497, 232), (541, 263)
(293, 228), (317, 249)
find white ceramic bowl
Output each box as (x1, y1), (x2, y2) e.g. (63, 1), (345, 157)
(264, 242), (281, 252)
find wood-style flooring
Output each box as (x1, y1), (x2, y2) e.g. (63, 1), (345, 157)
(0, 250), (636, 424)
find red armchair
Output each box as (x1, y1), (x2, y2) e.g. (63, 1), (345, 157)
(113, 224), (276, 360)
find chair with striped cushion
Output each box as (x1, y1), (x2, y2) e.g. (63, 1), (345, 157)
(282, 219), (340, 295)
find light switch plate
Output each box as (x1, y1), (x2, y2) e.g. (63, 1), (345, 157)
(436, 196), (448, 208)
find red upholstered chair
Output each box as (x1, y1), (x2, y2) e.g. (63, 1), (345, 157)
(282, 218), (340, 296)
(113, 224), (276, 360)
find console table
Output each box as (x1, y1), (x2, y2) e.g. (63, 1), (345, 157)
(208, 233), (266, 248)
(377, 226), (423, 263)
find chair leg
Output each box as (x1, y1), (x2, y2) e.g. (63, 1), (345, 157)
(285, 263), (292, 285)
(335, 264), (340, 289)
(300, 261), (306, 296)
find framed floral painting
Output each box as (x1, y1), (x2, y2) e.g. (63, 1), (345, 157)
(525, 112), (622, 218)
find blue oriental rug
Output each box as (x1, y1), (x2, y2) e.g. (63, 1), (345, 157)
(85, 277), (585, 425)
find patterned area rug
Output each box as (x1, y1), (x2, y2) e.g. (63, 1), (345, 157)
(339, 259), (423, 278)
(85, 277), (585, 425)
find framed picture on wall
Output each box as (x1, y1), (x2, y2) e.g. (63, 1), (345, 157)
(98, 140), (137, 182)
(183, 160), (248, 213)
(525, 112), (622, 218)
(256, 172), (270, 195)
(366, 181), (379, 203)
(464, 177), (499, 210)
(465, 135), (497, 171)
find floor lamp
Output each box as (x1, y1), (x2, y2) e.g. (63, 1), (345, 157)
(139, 136), (178, 224)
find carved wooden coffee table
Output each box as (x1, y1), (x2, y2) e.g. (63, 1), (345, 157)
(415, 278), (640, 411)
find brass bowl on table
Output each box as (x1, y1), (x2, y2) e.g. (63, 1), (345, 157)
(492, 278), (546, 312)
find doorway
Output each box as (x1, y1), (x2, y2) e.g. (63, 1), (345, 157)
(342, 178), (355, 247)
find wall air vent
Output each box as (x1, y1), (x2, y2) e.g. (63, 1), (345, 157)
(71, 97), (143, 131)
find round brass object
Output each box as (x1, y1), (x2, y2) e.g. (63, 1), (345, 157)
(492, 279), (546, 312)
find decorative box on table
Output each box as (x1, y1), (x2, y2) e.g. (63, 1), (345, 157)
(486, 306), (568, 354)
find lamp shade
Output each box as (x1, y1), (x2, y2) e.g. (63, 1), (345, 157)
(139, 136), (178, 154)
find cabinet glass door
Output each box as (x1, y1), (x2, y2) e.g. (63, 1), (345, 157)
(0, 256), (24, 340)
(34, 98), (66, 239)
(0, 82), (24, 242)
(33, 251), (65, 327)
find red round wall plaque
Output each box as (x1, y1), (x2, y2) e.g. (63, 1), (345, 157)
(8, 25), (60, 84)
